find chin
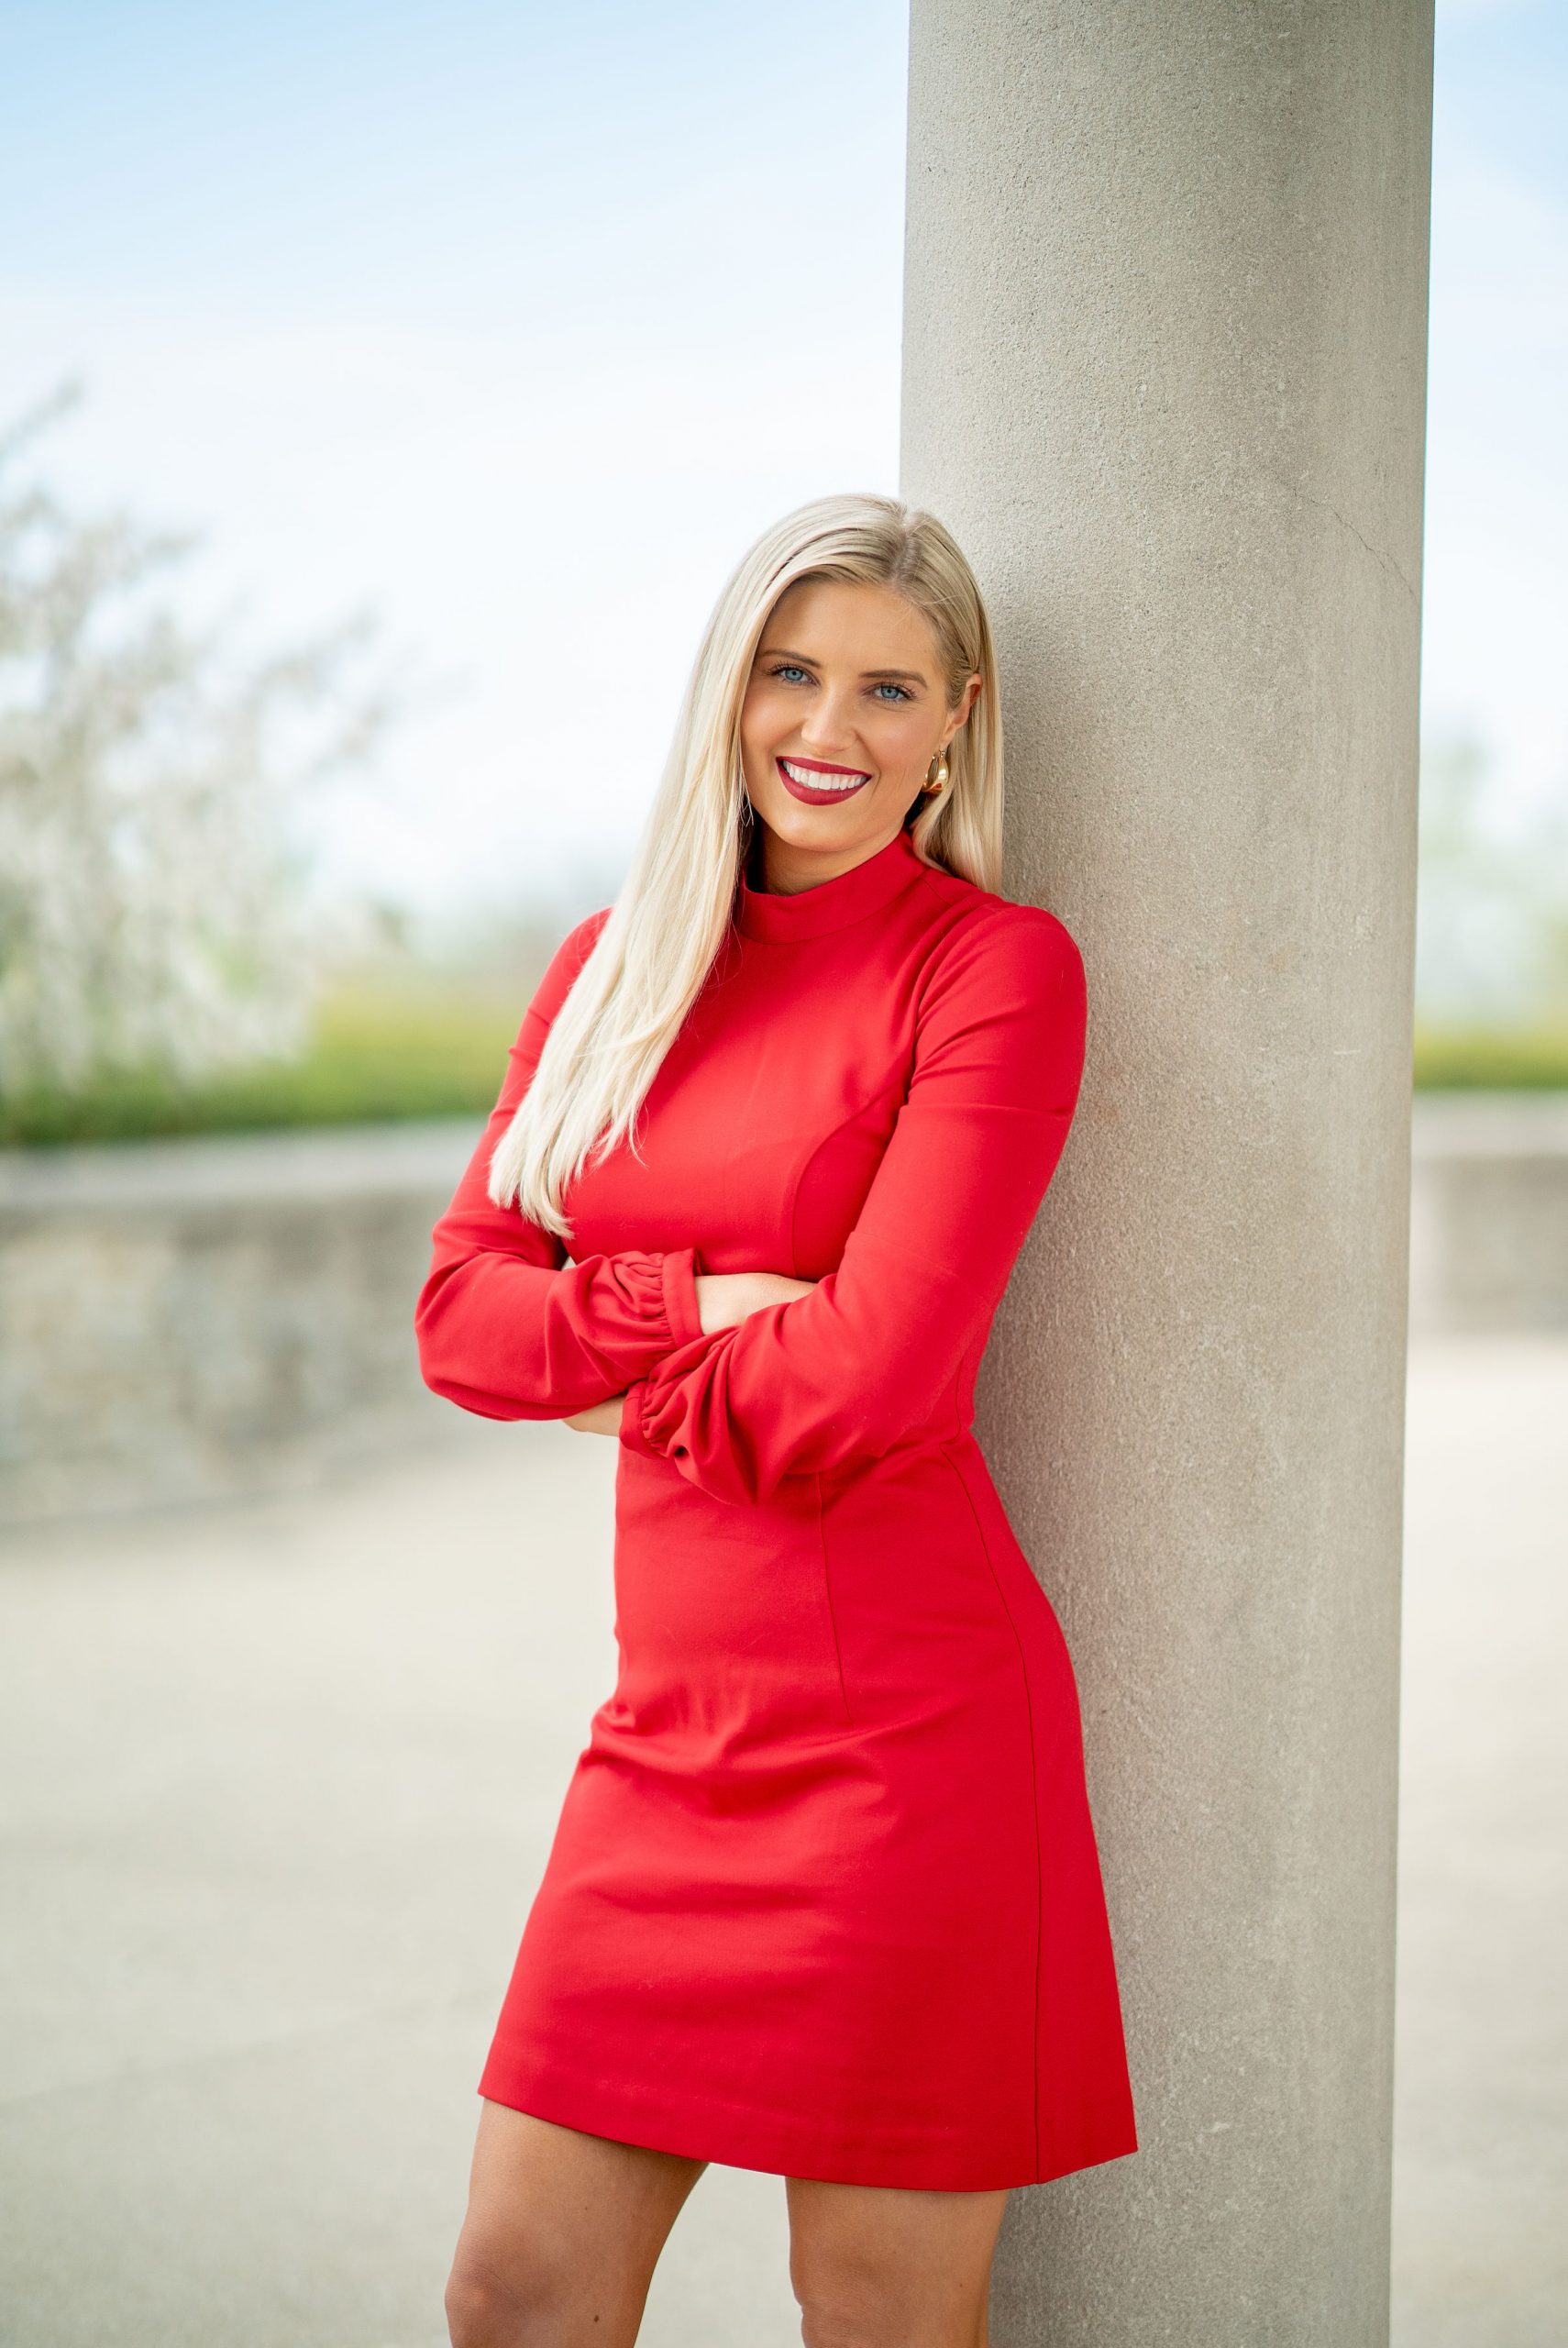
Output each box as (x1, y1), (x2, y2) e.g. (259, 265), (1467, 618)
(757, 787), (889, 836)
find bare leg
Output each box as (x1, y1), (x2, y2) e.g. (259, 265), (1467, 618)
(786, 2176), (1010, 2348)
(445, 2099), (708, 2348)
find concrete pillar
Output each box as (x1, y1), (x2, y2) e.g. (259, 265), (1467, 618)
(900, 5), (1433, 2342)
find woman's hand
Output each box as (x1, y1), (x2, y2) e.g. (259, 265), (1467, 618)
(564, 1394), (630, 1435)
(564, 1270), (817, 1434)
(695, 1269), (816, 1335)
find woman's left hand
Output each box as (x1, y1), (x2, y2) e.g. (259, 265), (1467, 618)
(564, 1394), (628, 1435)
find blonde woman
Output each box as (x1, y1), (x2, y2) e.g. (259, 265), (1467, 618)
(415, 492), (1137, 2347)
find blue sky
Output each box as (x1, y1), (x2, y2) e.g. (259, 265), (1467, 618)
(1, 0), (1562, 933)
(1421, 1), (1566, 836)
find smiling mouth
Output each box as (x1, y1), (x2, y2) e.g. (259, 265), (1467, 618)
(776, 755), (872, 802)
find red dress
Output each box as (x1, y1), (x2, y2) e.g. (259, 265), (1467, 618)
(415, 821), (1137, 2190)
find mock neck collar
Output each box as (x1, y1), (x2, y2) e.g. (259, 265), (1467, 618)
(734, 822), (927, 943)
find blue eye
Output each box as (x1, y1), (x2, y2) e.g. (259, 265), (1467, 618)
(766, 661), (911, 703)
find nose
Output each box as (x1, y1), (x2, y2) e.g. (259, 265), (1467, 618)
(797, 681), (863, 757)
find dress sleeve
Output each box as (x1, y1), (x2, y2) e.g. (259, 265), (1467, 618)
(414, 910), (705, 1422)
(616, 903), (1087, 1505)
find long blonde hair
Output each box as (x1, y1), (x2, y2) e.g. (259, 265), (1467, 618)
(488, 490), (1005, 1237)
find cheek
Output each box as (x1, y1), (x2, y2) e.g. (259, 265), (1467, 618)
(741, 691), (794, 759)
(866, 707), (925, 756)
(739, 689), (774, 742)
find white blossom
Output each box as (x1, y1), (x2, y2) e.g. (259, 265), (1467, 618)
(0, 381), (398, 1096)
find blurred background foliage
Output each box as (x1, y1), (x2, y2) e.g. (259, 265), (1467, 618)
(1412, 726), (1568, 1084)
(2, 390), (1565, 1149)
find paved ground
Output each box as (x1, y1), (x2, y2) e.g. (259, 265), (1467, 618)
(0, 1336), (1562, 2347)
(1390, 1337), (1567, 2348)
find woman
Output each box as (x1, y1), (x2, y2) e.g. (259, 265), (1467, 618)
(415, 492), (1137, 2347)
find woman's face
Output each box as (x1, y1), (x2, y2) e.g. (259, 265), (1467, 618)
(738, 575), (979, 873)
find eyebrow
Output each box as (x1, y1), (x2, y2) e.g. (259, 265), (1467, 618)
(759, 645), (930, 685)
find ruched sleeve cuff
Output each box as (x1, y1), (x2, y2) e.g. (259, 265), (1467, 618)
(617, 1322), (729, 1466)
(658, 1245), (704, 1350)
(570, 1243), (701, 1361)
(618, 1376), (659, 1457)
(616, 1249), (703, 1456)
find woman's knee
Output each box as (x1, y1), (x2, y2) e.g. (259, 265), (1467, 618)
(787, 2183), (1004, 2348)
(444, 2234), (580, 2348)
(791, 2253), (966, 2348)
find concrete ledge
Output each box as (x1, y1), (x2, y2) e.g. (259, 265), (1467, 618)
(1, 1096), (1562, 1526)
(1410, 1091), (1568, 1335)
(0, 1117), (478, 1208)
(0, 1120), (478, 1530)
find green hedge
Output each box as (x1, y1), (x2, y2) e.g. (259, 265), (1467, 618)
(1412, 1020), (1568, 1091)
(2, 988), (1566, 1148)
(0, 980), (525, 1147)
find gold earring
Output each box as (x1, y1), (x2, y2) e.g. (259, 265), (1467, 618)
(923, 747), (951, 793)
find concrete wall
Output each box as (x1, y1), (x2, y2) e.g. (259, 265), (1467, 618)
(1410, 1092), (1568, 1335)
(900, 0), (1434, 2338)
(0, 1089), (1552, 1526)
(0, 1124), (471, 1529)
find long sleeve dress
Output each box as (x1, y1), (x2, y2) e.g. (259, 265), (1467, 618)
(414, 819), (1138, 2191)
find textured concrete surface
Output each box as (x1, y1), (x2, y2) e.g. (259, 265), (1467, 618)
(1391, 1337), (1568, 2348)
(901, 1), (1434, 2338)
(0, 1412), (801, 2348)
(1409, 1093), (1568, 1333)
(0, 1336), (1562, 2346)
(0, 1122), (474, 1529)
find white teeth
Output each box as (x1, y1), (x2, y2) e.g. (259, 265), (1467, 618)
(781, 759), (868, 792)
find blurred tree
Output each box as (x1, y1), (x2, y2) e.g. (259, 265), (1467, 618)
(0, 380), (400, 1095)
(1416, 728), (1568, 1024)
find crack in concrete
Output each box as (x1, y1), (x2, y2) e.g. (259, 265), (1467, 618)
(1292, 486), (1420, 612)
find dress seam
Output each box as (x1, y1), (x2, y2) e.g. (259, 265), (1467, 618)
(788, 1104), (863, 1733)
(812, 1473), (855, 1729)
(783, 1077), (911, 1232)
(937, 1440), (1043, 2179)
